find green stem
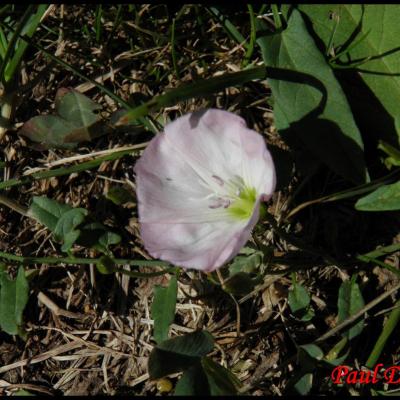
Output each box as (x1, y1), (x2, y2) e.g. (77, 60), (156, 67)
(365, 299), (400, 368)
(0, 251), (173, 278)
(0, 147), (137, 191)
(0, 250), (169, 266)
(0, 193), (27, 215)
(287, 168), (400, 219)
(357, 254), (400, 278)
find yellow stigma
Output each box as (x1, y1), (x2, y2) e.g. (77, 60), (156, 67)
(227, 186), (257, 220)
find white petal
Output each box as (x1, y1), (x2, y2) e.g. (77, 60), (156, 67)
(134, 109), (276, 271)
(140, 200), (261, 272)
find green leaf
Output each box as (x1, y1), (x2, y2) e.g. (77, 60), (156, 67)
(152, 275), (178, 344)
(148, 330), (214, 379)
(296, 344), (323, 374)
(337, 276), (365, 340)
(0, 266), (29, 335)
(294, 372), (313, 395)
(324, 337), (350, 366)
(222, 249), (263, 296)
(53, 208), (88, 252)
(355, 180), (400, 211)
(201, 357), (240, 396)
(223, 272), (262, 297)
(299, 344), (324, 361)
(298, 5), (400, 143)
(97, 231), (121, 250)
(96, 255), (115, 275)
(11, 389), (35, 396)
(288, 281), (314, 321)
(378, 141), (400, 170)
(106, 186), (135, 205)
(229, 250), (262, 275)
(19, 88), (106, 149)
(28, 196), (88, 252)
(28, 196), (72, 231)
(79, 222), (121, 254)
(257, 8), (366, 184)
(3, 5), (48, 83)
(173, 357), (239, 396)
(174, 362), (210, 396)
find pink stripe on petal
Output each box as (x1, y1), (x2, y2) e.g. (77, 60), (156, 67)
(140, 199), (261, 272)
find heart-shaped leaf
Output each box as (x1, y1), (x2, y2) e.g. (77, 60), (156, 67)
(257, 8), (367, 184)
(298, 5), (400, 144)
(28, 196), (121, 254)
(19, 88), (107, 149)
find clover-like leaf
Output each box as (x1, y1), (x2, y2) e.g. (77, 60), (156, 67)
(53, 208), (89, 252)
(28, 196), (72, 231)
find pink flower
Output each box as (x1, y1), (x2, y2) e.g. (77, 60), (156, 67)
(134, 109), (276, 272)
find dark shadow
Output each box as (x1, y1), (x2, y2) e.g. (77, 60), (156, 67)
(268, 145), (294, 191)
(296, 4), (399, 172)
(256, 24), (367, 184)
(334, 68), (399, 178)
(280, 117), (367, 185)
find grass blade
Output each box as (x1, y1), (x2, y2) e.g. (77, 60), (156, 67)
(365, 299), (400, 368)
(115, 65), (267, 125)
(4, 4), (48, 82)
(207, 6), (247, 48)
(0, 147), (139, 191)
(0, 5), (35, 83)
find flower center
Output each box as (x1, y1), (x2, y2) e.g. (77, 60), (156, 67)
(207, 175), (258, 220)
(227, 186), (257, 220)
